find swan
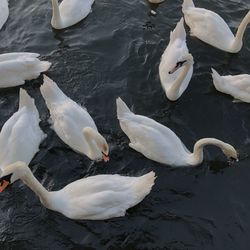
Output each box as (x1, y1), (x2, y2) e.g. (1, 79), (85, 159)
(159, 18), (194, 101)
(211, 68), (250, 103)
(0, 53), (51, 88)
(148, 0), (165, 3)
(0, 0), (8, 31)
(0, 161), (156, 220)
(50, 0), (95, 29)
(182, 0), (250, 53)
(40, 75), (109, 162)
(0, 89), (46, 170)
(116, 97), (238, 167)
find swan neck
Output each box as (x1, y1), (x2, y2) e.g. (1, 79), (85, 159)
(232, 11), (250, 52)
(189, 138), (227, 166)
(51, 0), (62, 29)
(168, 60), (192, 101)
(22, 170), (50, 206)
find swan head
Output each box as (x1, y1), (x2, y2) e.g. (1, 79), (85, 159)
(0, 162), (29, 192)
(83, 127), (110, 162)
(221, 144), (238, 162)
(168, 53), (194, 74)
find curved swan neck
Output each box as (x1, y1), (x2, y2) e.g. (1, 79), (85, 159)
(232, 10), (250, 52)
(83, 127), (102, 159)
(188, 138), (228, 166)
(51, 0), (62, 29)
(168, 59), (193, 101)
(22, 169), (50, 206)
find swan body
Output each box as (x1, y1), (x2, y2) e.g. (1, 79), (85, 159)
(0, 53), (51, 88)
(51, 0), (95, 29)
(0, 89), (46, 170)
(0, 0), (8, 30)
(182, 0), (250, 53)
(159, 18), (194, 101)
(0, 162), (156, 220)
(211, 68), (250, 103)
(40, 75), (109, 162)
(116, 97), (238, 166)
(148, 0), (165, 3)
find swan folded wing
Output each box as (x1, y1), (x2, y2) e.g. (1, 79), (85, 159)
(0, 53), (40, 62)
(0, 111), (43, 168)
(0, 58), (48, 87)
(59, 0), (94, 25)
(185, 8), (234, 48)
(224, 75), (250, 90)
(0, 0), (9, 30)
(64, 190), (135, 220)
(50, 105), (96, 153)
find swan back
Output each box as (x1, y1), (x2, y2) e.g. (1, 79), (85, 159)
(0, 53), (51, 88)
(0, 90), (46, 170)
(40, 75), (100, 157)
(51, 171), (156, 220)
(40, 75), (69, 109)
(211, 68), (250, 103)
(117, 98), (191, 166)
(59, 0), (94, 25)
(182, 1), (235, 51)
(159, 18), (193, 100)
(0, 0), (8, 30)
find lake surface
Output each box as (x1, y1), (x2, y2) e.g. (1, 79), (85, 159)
(1, 0), (250, 249)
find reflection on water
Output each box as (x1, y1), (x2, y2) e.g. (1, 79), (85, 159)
(0, 0), (250, 249)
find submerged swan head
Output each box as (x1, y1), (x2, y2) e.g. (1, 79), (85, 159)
(0, 162), (28, 192)
(83, 127), (109, 162)
(221, 143), (238, 161)
(168, 53), (194, 74)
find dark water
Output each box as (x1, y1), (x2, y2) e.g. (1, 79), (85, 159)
(0, 0), (250, 249)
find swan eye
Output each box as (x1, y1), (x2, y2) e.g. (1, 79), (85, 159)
(177, 60), (186, 67)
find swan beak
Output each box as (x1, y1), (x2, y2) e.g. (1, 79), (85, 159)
(0, 180), (10, 192)
(168, 60), (186, 74)
(102, 153), (110, 162)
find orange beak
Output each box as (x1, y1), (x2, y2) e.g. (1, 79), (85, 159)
(102, 153), (110, 162)
(0, 180), (10, 192)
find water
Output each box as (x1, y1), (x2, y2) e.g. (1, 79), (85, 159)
(0, 0), (250, 249)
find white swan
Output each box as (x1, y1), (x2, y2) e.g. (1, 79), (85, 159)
(148, 0), (165, 3)
(116, 97), (238, 167)
(0, 53), (51, 88)
(40, 75), (109, 162)
(159, 18), (194, 101)
(0, 161), (156, 220)
(0, 0), (8, 31)
(211, 68), (250, 103)
(182, 0), (250, 53)
(51, 0), (95, 29)
(0, 89), (46, 170)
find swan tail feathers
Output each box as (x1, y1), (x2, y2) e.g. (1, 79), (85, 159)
(116, 97), (132, 119)
(170, 18), (186, 42)
(211, 68), (223, 88)
(19, 89), (36, 111)
(131, 171), (156, 200)
(182, 0), (195, 12)
(40, 75), (67, 107)
(38, 61), (52, 73)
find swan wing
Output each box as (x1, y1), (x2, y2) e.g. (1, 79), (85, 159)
(184, 8), (234, 50)
(222, 75), (250, 102)
(0, 0), (9, 30)
(59, 0), (94, 26)
(49, 101), (97, 154)
(0, 91), (45, 169)
(55, 172), (155, 220)
(0, 54), (51, 88)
